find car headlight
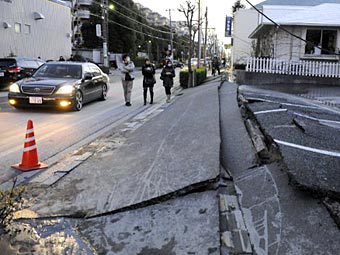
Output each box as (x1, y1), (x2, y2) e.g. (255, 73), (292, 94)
(9, 83), (20, 93)
(55, 85), (75, 95)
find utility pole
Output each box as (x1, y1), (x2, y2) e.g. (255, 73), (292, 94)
(203, 7), (208, 66)
(197, 0), (201, 67)
(102, 0), (109, 67)
(166, 9), (174, 60)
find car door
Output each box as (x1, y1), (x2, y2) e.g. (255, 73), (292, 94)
(89, 64), (104, 98)
(81, 64), (96, 103)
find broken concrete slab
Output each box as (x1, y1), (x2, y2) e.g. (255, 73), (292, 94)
(219, 83), (257, 175)
(234, 163), (340, 255)
(77, 191), (220, 255)
(220, 84), (340, 254)
(244, 99), (340, 200)
(29, 83), (221, 217)
(3, 187), (219, 254)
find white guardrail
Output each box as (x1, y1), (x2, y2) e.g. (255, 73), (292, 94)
(246, 57), (340, 78)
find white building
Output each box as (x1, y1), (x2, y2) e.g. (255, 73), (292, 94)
(231, 0), (340, 65)
(249, 4), (340, 62)
(232, 9), (259, 65)
(0, 0), (72, 60)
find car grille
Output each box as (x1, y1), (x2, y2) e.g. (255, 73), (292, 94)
(21, 85), (55, 95)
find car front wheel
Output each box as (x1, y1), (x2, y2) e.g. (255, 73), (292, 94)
(73, 90), (83, 111)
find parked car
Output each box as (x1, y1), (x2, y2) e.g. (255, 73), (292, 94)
(172, 60), (184, 68)
(0, 57), (45, 90)
(8, 62), (109, 111)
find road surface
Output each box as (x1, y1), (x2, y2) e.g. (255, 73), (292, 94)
(0, 69), (178, 185)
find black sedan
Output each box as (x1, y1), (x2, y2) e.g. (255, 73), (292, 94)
(0, 57), (45, 91)
(8, 62), (109, 111)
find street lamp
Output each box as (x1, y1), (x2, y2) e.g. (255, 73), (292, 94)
(108, 4), (115, 10)
(147, 40), (152, 60)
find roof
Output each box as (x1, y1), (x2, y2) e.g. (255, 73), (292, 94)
(250, 3), (340, 38)
(256, 0), (340, 8)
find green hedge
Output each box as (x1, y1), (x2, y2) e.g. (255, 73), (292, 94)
(134, 57), (147, 67)
(180, 68), (207, 88)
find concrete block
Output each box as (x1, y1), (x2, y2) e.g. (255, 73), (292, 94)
(221, 231), (234, 248)
(232, 229), (252, 254)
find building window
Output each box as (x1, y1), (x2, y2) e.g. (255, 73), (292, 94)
(24, 24), (31, 34)
(14, 23), (21, 33)
(305, 29), (337, 55)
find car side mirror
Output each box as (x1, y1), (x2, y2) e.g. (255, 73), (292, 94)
(83, 73), (93, 82)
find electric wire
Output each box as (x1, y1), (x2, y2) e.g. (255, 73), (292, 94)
(90, 12), (189, 47)
(91, 0), (174, 35)
(91, 0), (189, 45)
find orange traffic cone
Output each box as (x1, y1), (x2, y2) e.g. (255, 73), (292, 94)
(12, 120), (48, 172)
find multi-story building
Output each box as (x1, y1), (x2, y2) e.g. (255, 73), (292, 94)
(62, 0), (92, 47)
(0, 0), (72, 60)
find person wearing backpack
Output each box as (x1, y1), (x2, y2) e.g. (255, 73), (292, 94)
(142, 59), (156, 105)
(160, 60), (175, 103)
(119, 54), (135, 106)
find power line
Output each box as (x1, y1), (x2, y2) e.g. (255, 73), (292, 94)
(90, 0), (190, 44)
(92, 0), (174, 35)
(90, 12), (189, 47)
(244, 0), (339, 55)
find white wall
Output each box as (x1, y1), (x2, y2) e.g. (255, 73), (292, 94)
(232, 9), (259, 65)
(271, 26), (304, 61)
(271, 26), (340, 61)
(0, 0), (72, 60)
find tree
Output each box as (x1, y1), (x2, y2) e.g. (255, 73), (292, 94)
(232, 0), (245, 13)
(178, 0), (196, 88)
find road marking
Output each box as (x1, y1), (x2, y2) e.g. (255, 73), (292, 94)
(293, 112), (340, 125)
(254, 109), (288, 115)
(246, 97), (319, 109)
(274, 139), (340, 157)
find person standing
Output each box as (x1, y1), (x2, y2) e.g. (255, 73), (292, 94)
(142, 59), (156, 105)
(212, 55), (220, 75)
(160, 60), (175, 103)
(119, 54), (135, 106)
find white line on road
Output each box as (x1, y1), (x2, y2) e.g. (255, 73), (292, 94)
(293, 112), (340, 125)
(254, 109), (288, 115)
(246, 97), (320, 109)
(274, 139), (340, 158)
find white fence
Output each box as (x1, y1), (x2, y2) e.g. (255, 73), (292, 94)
(246, 57), (340, 78)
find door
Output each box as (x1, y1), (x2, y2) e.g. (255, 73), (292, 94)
(89, 64), (104, 98)
(81, 64), (96, 103)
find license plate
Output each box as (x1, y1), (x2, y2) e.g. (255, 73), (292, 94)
(29, 97), (43, 104)
(0, 72), (4, 77)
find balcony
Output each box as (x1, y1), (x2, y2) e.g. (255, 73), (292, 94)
(75, 10), (91, 19)
(77, 0), (92, 6)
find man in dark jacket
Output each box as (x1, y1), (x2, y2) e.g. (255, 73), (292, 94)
(142, 59), (156, 105)
(212, 55), (220, 75)
(160, 60), (175, 103)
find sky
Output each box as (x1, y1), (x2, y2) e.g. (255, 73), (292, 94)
(134, 0), (263, 42)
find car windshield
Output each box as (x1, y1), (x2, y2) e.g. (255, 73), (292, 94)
(33, 64), (82, 79)
(0, 59), (16, 68)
